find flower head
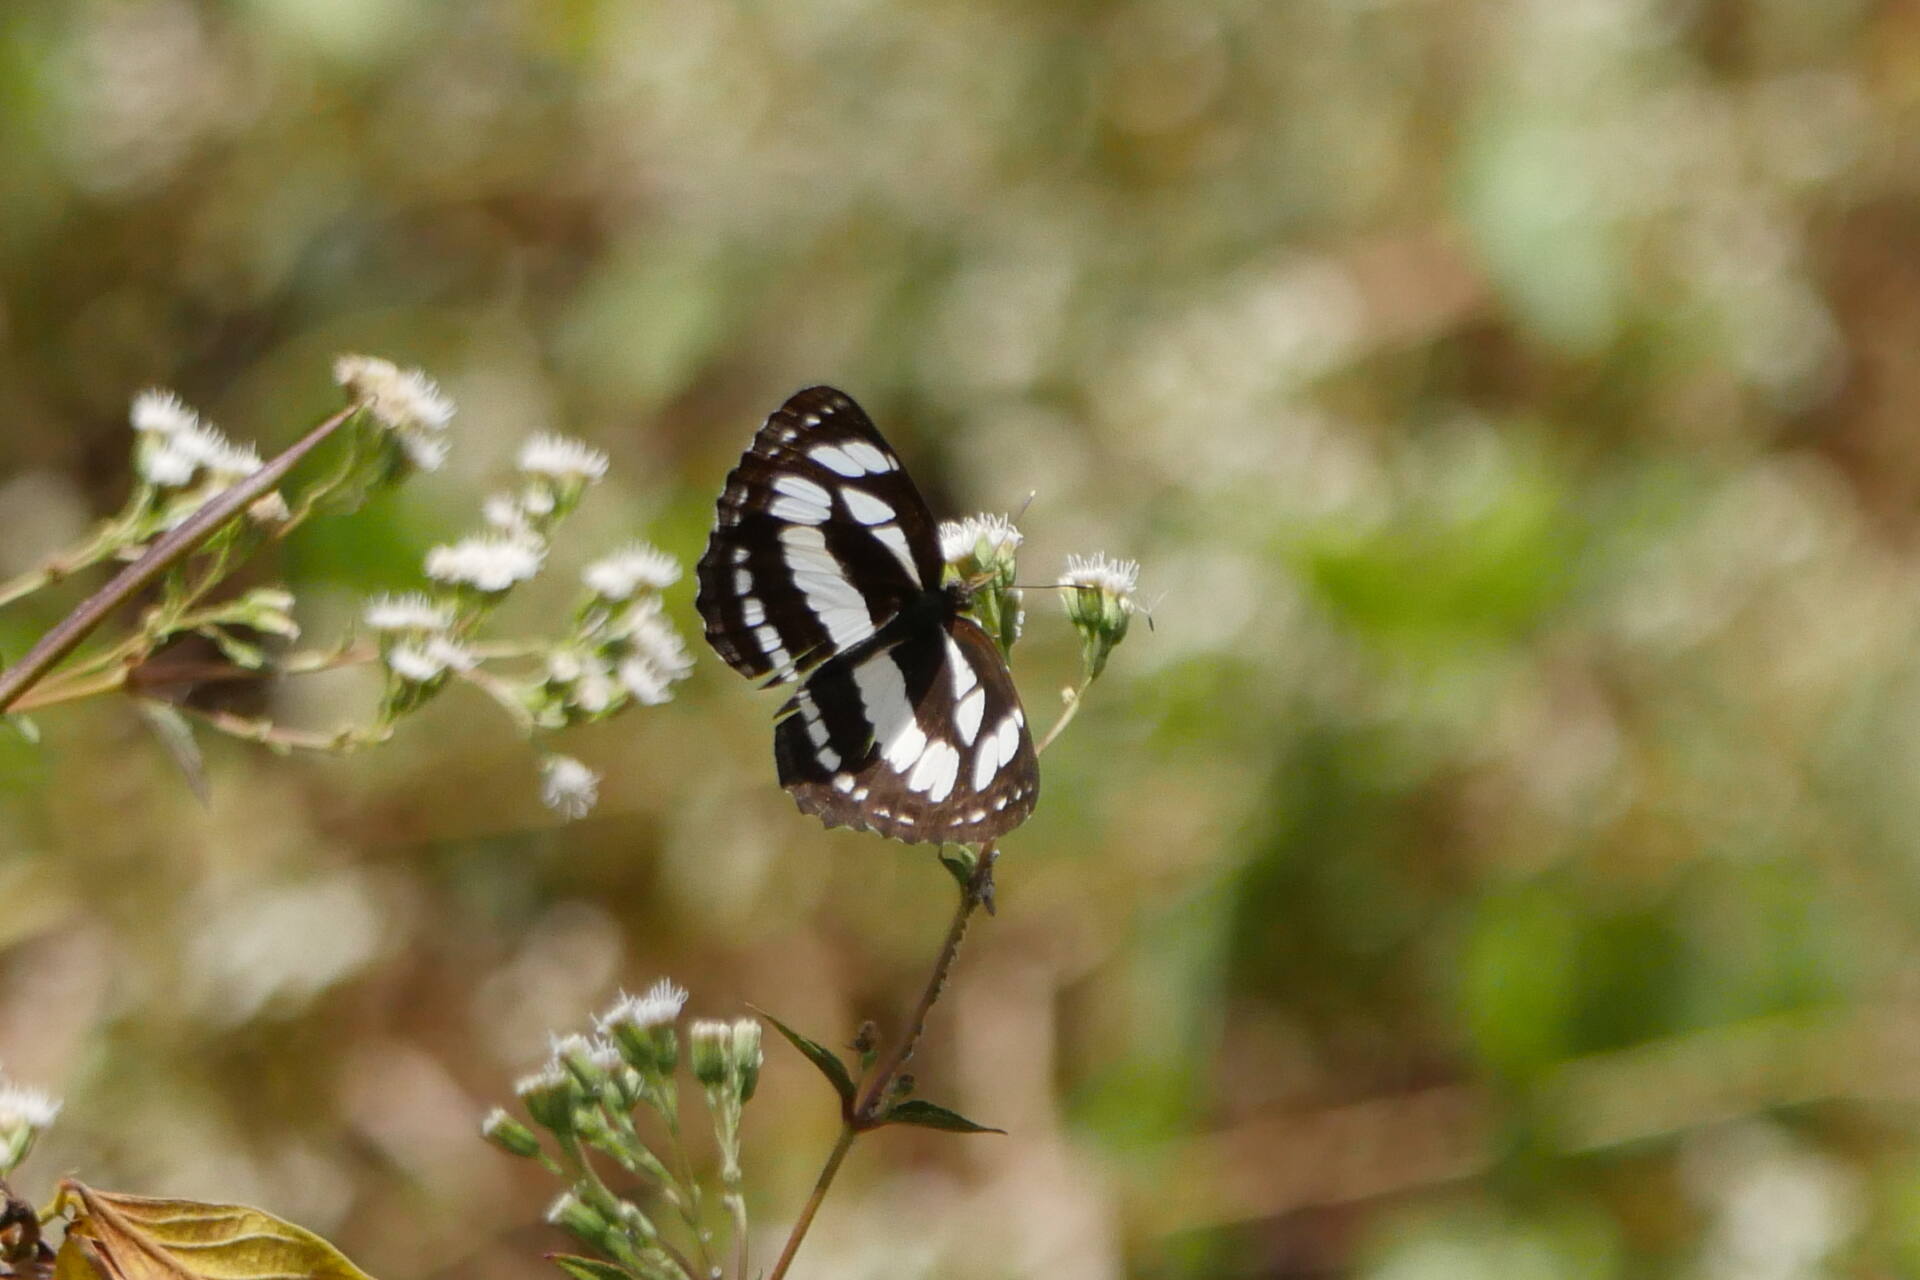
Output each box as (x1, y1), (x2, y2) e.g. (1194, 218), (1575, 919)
(424, 535), (545, 593)
(598, 979), (688, 1033)
(130, 389), (198, 437)
(0, 1079), (60, 1175)
(939, 513), (1023, 574)
(363, 592), (454, 635)
(1059, 552), (1140, 680)
(539, 754), (601, 820)
(385, 635), (473, 685)
(334, 354), (455, 434)
(583, 543), (681, 601)
(518, 433), (609, 485)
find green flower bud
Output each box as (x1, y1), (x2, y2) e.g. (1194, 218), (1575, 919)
(480, 1107), (543, 1159)
(515, 1064), (582, 1136)
(731, 1019), (763, 1102)
(688, 1019), (732, 1088)
(1058, 553), (1140, 680)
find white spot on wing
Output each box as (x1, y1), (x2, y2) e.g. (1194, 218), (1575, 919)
(853, 652), (927, 773)
(770, 496), (830, 524)
(907, 739), (959, 802)
(871, 524), (919, 578)
(945, 637), (978, 696)
(811, 444), (866, 477)
(842, 440), (892, 474)
(742, 597), (765, 625)
(956, 687), (986, 744)
(833, 773), (855, 793)
(842, 489), (895, 525)
(733, 568), (752, 593)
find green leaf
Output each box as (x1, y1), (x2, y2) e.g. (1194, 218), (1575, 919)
(751, 1006), (856, 1105)
(546, 1255), (633, 1280)
(938, 847), (975, 891)
(136, 701), (208, 805)
(880, 1100), (1004, 1134)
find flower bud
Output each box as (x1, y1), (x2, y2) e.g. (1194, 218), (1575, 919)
(688, 1019), (732, 1089)
(515, 1063), (582, 1136)
(480, 1107), (543, 1159)
(731, 1020), (763, 1102)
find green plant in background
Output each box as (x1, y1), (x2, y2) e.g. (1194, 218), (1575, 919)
(0, 356), (691, 816)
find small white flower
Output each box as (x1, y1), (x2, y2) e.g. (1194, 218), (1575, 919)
(548, 1032), (598, 1064)
(398, 432), (450, 472)
(363, 592), (454, 634)
(582, 543), (682, 600)
(424, 535), (545, 592)
(617, 656), (672, 705)
(939, 512), (1023, 567)
(598, 978), (688, 1033)
(513, 1061), (572, 1099)
(138, 440), (200, 487)
(386, 642), (448, 684)
(424, 635), (475, 672)
(130, 389), (198, 437)
(0, 1084), (61, 1132)
(614, 599), (694, 678)
(482, 493), (532, 535)
(1059, 552), (1140, 600)
(334, 354), (455, 433)
(518, 433), (609, 485)
(539, 754), (601, 820)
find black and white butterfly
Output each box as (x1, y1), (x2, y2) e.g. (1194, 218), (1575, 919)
(694, 386), (1038, 844)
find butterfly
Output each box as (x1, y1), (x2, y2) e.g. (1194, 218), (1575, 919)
(694, 387), (1038, 844)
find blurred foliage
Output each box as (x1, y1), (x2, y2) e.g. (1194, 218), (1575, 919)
(5, 0), (1920, 1276)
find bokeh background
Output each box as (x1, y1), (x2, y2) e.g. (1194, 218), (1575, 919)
(3, 0), (1919, 1275)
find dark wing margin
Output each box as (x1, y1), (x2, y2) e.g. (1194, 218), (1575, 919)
(695, 386), (946, 684)
(776, 616), (1038, 845)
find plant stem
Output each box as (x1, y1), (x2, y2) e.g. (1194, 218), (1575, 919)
(765, 842), (1000, 1279)
(1034, 680), (1089, 757)
(0, 407), (357, 715)
(764, 1125), (855, 1280)
(852, 842), (998, 1126)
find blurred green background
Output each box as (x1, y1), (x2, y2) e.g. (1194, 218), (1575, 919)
(3, 0), (1918, 1276)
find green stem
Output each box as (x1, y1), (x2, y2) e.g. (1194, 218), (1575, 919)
(661, 1109), (717, 1280)
(1034, 679), (1090, 757)
(763, 1126), (856, 1280)
(0, 407), (357, 714)
(766, 842), (1000, 1278)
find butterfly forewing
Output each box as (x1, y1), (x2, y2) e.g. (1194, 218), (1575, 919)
(698, 385), (1038, 845)
(695, 387), (943, 684)
(775, 617), (1038, 843)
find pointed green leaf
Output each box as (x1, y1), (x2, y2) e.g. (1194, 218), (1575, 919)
(750, 1006), (856, 1105)
(546, 1255), (633, 1280)
(880, 1100), (1004, 1134)
(937, 847), (975, 891)
(136, 701), (209, 805)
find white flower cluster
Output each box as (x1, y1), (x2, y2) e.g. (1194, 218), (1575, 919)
(582, 542), (681, 601)
(333, 354), (455, 471)
(129, 389), (262, 491)
(0, 1065), (61, 1175)
(424, 535), (546, 594)
(938, 511), (1023, 569)
(1059, 552), (1140, 601)
(598, 978), (689, 1034)
(539, 753), (601, 820)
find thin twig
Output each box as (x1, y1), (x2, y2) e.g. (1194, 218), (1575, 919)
(764, 1126), (856, 1280)
(851, 842), (998, 1126)
(0, 406), (358, 714)
(765, 842), (1000, 1280)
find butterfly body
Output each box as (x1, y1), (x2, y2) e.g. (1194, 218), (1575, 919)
(695, 387), (1038, 844)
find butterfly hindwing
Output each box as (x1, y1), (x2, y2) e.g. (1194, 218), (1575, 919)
(774, 616), (1038, 843)
(695, 387), (943, 684)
